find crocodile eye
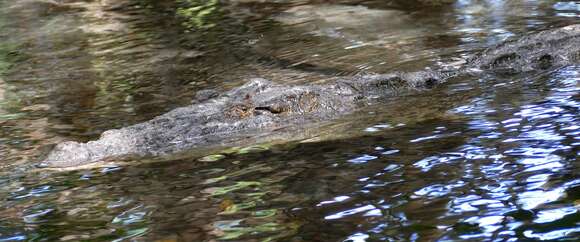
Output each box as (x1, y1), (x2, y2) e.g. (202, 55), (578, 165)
(375, 77), (406, 89)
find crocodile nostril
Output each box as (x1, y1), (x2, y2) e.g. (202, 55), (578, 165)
(425, 78), (438, 88)
(537, 54), (553, 69)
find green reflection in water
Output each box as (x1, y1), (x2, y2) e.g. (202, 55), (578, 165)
(205, 181), (262, 196)
(218, 222), (284, 240)
(0, 6), (25, 75)
(204, 158), (304, 240)
(0, 43), (15, 75)
(0, 18), (24, 119)
(199, 154), (226, 162)
(203, 163), (274, 185)
(177, 0), (220, 30)
(0, 28), (18, 75)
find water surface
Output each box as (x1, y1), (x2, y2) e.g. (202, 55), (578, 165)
(0, 0), (578, 241)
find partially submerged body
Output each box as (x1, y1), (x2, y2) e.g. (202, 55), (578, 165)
(41, 25), (580, 167)
(41, 71), (443, 167)
(467, 25), (580, 73)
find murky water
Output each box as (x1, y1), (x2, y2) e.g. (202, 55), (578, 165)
(0, 0), (579, 241)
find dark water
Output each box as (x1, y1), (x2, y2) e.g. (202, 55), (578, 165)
(0, 0), (579, 241)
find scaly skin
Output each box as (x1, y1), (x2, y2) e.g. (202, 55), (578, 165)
(41, 24), (580, 167)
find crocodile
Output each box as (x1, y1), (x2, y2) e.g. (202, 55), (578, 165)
(41, 24), (580, 167)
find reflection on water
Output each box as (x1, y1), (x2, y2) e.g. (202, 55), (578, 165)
(0, 0), (579, 241)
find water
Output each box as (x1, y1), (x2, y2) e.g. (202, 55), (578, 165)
(0, 0), (578, 241)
